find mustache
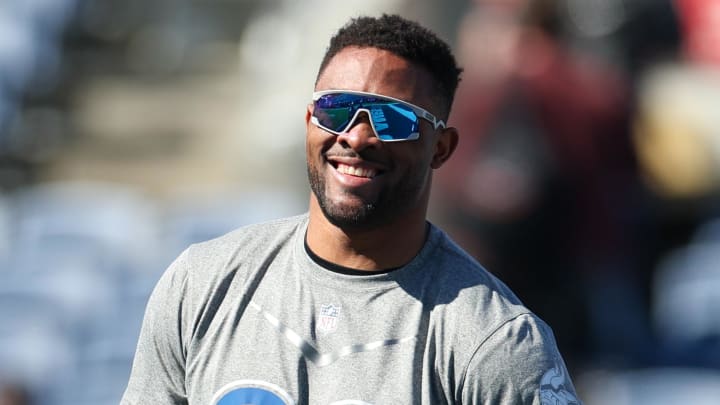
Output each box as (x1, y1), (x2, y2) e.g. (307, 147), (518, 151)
(324, 149), (358, 159)
(324, 145), (381, 162)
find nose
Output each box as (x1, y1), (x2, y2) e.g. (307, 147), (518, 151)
(336, 110), (381, 151)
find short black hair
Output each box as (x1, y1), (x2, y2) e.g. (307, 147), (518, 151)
(316, 14), (462, 119)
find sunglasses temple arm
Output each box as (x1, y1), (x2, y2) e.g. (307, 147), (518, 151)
(419, 110), (445, 129)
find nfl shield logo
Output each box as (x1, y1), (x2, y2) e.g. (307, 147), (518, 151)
(317, 304), (341, 334)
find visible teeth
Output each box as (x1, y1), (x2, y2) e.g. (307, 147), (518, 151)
(337, 163), (377, 178)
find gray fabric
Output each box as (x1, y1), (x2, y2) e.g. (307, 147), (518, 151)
(121, 214), (581, 404)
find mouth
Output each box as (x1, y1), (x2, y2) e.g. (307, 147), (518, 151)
(324, 151), (386, 179)
(334, 162), (379, 178)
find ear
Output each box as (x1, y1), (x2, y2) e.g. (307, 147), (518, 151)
(431, 127), (459, 169)
(305, 103), (313, 127)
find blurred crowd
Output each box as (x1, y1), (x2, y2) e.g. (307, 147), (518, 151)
(1, 0), (720, 404)
(431, 0), (720, 401)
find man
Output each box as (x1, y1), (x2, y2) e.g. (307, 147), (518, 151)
(122, 14), (581, 405)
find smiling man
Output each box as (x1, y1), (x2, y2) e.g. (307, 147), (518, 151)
(121, 14), (581, 405)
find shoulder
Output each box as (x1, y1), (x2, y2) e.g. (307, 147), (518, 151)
(173, 213), (306, 283)
(153, 213), (307, 307)
(419, 228), (548, 358)
(186, 214), (308, 261)
(423, 226), (581, 402)
(422, 224), (527, 318)
(188, 211), (307, 256)
(461, 313), (581, 404)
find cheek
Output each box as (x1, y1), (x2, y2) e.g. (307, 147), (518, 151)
(394, 142), (435, 170)
(305, 134), (323, 163)
(408, 146), (438, 184)
(306, 126), (335, 153)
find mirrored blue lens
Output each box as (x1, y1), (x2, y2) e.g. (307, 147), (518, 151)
(368, 102), (419, 140)
(313, 94), (419, 140)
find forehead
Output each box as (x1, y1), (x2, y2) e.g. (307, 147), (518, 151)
(316, 47), (436, 110)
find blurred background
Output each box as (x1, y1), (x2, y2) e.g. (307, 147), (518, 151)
(0, 0), (719, 403)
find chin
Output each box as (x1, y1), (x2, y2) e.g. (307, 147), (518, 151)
(320, 202), (379, 229)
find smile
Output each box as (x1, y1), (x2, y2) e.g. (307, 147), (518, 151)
(335, 163), (378, 178)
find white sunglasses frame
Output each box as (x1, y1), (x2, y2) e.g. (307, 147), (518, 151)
(310, 90), (446, 142)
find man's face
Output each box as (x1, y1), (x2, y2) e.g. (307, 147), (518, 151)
(305, 46), (444, 230)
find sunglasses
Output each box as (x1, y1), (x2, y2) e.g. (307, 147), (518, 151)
(311, 90), (446, 142)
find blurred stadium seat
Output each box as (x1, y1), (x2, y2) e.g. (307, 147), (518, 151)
(652, 216), (720, 367)
(0, 180), (304, 404)
(581, 367), (720, 405)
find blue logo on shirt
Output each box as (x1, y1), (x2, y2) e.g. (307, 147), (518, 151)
(211, 380), (377, 404)
(212, 380), (294, 405)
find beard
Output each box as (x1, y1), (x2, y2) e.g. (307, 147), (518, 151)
(307, 161), (426, 230)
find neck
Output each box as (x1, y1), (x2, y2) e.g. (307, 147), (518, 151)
(306, 199), (429, 271)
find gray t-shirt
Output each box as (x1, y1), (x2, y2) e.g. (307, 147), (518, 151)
(121, 214), (581, 404)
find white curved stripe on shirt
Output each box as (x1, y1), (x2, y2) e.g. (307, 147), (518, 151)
(249, 301), (416, 367)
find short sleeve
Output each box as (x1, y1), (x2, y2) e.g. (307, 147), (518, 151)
(461, 313), (582, 405)
(121, 249), (191, 405)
